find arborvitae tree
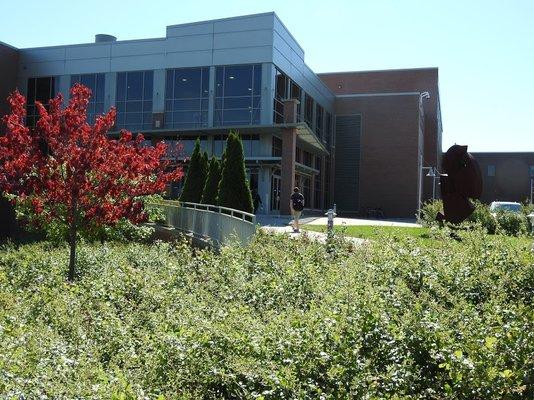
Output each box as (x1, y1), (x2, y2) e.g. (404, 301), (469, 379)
(179, 138), (208, 203)
(217, 132), (253, 213)
(201, 156), (222, 205)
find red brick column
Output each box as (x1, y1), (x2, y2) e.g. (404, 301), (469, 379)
(280, 99), (299, 215)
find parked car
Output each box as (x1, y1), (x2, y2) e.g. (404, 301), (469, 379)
(489, 201), (522, 216)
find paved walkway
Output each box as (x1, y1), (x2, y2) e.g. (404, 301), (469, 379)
(256, 215), (421, 228)
(260, 224), (367, 245)
(256, 214), (420, 245)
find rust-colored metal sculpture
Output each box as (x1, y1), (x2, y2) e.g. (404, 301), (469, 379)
(437, 145), (483, 224)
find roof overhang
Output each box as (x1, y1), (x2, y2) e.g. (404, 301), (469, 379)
(108, 123), (329, 156)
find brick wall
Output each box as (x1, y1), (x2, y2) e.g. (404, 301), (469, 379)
(471, 152), (534, 203)
(320, 68), (441, 204)
(334, 94), (422, 218)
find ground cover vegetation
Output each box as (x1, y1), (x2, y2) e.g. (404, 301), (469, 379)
(420, 199), (533, 237)
(1, 227), (532, 399)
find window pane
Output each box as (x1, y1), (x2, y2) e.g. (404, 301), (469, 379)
(201, 67), (210, 97)
(224, 65), (252, 97)
(173, 68), (201, 98)
(96, 74), (105, 101)
(215, 67), (224, 97)
(126, 101), (142, 112)
(126, 72), (143, 100)
(166, 70), (174, 99)
(223, 97), (251, 109)
(143, 71), (153, 99)
(253, 64), (262, 96)
(143, 100), (152, 112)
(27, 79), (36, 103)
(117, 73), (126, 101)
(36, 77), (52, 102)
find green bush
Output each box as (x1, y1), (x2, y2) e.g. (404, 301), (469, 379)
(200, 156), (222, 205)
(217, 132), (253, 213)
(418, 199), (443, 226)
(468, 200), (497, 234)
(495, 210), (528, 236)
(1, 231), (533, 398)
(179, 138), (208, 203)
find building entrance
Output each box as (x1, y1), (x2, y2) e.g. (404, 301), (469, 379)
(270, 171), (281, 212)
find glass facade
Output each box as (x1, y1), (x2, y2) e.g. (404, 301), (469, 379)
(272, 136), (282, 157)
(165, 67), (209, 129)
(215, 64), (262, 126)
(325, 112), (333, 147)
(26, 77), (56, 127)
(71, 74), (105, 124)
(116, 70), (153, 131)
(304, 93), (313, 128)
(316, 103), (324, 141)
(273, 68), (302, 123)
(314, 156), (322, 209)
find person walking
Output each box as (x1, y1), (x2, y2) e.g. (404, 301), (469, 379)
(290, 187), (305, 233)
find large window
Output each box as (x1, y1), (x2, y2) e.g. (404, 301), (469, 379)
(242, 135), (260, 157)
(116, 70), (153, 131)
(273, 68), (289, 123)
(215, 64), (262, 126)
(316, 103), (324, 140)
(165, 67), (209, 129)
(71, 74), (105, 124)
(304, 93), (314, 128)
(314, 156), (322, 209)
(26, 77), (56, 127)
(273, 68), (302, 124)
(325, 112), (333, 147)
(272, 136), (282, 157)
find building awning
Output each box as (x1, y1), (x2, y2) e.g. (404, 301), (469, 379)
(108, 123), (329, 156)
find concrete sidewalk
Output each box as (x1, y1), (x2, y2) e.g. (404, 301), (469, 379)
(260, 224), (367, 246)
(256, 214), (421, 228)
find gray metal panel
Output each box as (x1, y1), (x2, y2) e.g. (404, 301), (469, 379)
(165, 51), (213, 68)
(214, 14), (274, 33)
(65, 58), (110, 74)
(66, 44), (111, 60)
(212, 46), (272, 65)
(334, 115), (361, 212)
(165, 35), (213, 52)
(112, 40), (165, 57)
(19, 47), (65, 63)
(166, 22), (214, 37)
(110, 54), (166, 71)
(213, 29), (273, 49)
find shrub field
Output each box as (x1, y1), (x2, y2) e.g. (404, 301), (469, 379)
(1, 230), (533, 399)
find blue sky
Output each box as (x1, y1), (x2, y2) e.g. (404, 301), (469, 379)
(1, 0), (533, 152)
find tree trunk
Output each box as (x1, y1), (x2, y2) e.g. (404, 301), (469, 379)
(68, 200), (77, 282)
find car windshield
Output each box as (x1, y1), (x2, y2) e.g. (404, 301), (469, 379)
(491, 203), (521, 212)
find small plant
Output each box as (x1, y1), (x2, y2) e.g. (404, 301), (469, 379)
(495, 210), (528, 236)
(418, 199), (443, 226)
(468, 200), (497, 234)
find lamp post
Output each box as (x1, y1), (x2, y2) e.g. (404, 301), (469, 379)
(426, 167), (438, 200)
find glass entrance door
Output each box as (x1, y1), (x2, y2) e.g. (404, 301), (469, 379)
(270, 173), (281, 212)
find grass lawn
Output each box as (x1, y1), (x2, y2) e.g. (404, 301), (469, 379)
(303, 223), (533, 247)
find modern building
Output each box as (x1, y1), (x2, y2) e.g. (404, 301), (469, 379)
(0, 12), (446, 219)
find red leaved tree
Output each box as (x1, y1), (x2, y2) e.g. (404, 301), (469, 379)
(0, 84), (183, 281)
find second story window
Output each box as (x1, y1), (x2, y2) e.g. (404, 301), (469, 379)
(487, 165), (496, 177)
(304, 94), (313, 128)
(116, 70), (153, 132)
(215, 64), (262, 126)
(26, 77), (56, 127)
(165, 67), (209, 129)
(316, 103), (324, 140)
(71, 74), (105, 124)
(325, 112), (332, 147)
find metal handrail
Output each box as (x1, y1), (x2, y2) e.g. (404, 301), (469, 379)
(148, 200), (257, 247)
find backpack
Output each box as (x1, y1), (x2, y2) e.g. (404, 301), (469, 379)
(292, 194), (304, 211)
